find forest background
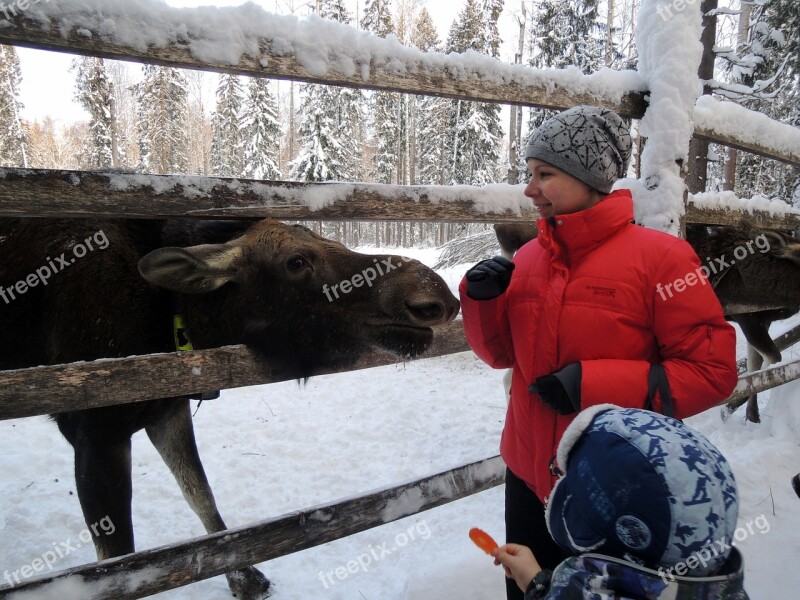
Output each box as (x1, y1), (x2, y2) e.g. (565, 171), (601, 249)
(0, 0), (798, 247)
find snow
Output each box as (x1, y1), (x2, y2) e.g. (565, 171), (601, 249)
(4, 0), (645, 106)
(694, 95), (800, 160)
(690, 190), (800, 217)
(631, 0), (704, 234)
(2, 247), (800, 599)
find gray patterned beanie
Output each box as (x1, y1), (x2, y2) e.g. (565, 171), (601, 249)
(525, 106), (632, 194)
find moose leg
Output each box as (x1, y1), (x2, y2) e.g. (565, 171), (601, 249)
(745, 345), (764, 423)
(146, 399), (271, 599)
(73, 435), (135, 559)
(731, 314), (782, 423)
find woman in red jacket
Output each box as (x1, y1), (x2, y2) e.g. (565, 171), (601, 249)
(459, 105), (738, 600)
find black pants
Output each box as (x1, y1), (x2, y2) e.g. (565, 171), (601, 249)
(504, 468), (570, 600)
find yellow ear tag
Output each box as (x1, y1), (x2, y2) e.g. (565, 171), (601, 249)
(173, 315), (194, 351)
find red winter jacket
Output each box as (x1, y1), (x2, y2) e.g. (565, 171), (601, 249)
(459, 190), (738, 502)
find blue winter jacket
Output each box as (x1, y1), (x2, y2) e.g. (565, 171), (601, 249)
(530, 548), (748, 600)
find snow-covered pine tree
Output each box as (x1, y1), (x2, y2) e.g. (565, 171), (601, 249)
(482, 0), (504, 58)
(0, 45), (27, 167)
(211, 73), (245, 177)
(413, 8), (448, 185)
(291, 0), (365, 182)
(525, 0), (608, 153)
(715, 0), (799, 203)
(443, 0), (502, 185)
(242, 77), (282, 180)
(362, 0), (401, 184)
(289, 83), (347, 182)
(134, 65), (189, 174)
(73, 57), (119, 169)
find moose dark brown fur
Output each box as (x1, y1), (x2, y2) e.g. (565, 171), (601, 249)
(686, 224), (800, 422)
(0, 218), (459, 599)
(493, 221), (800, 423)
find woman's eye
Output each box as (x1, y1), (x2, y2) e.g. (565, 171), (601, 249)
(287, 257), (306, 271)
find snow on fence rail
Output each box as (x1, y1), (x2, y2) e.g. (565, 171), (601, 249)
(0, 1), (797, 169)
(2, 168), (800, 229)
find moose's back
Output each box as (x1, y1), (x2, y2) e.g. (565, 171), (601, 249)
(0, 219), (173, 371)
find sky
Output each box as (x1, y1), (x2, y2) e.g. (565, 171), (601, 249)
(15, 0), (523, 126)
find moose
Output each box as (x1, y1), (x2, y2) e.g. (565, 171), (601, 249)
(0, 217), (460, 599)
(493, 220), (800, 423)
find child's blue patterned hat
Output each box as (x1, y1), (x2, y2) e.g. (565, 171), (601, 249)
(545, 405), (738, 576)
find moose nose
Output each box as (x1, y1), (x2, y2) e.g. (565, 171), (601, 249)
(406, 297), (460, 325)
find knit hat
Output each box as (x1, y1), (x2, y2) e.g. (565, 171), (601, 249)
(524, 106), (632, 194)
(545, 405), (738, 576)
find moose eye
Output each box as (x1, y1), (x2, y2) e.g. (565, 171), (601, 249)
(287, 256), (307, 272)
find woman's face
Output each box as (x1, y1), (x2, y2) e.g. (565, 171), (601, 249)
(524, 159), (605, 219)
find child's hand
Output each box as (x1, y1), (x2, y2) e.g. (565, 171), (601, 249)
(492, 544), (542, 593)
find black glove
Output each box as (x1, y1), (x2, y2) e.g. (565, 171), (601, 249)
(529, 363), (582, 416)
(465, 256), (515, 300)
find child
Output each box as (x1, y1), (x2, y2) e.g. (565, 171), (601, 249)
(459, 105), (738, 600)
(493, 405), (749, 599)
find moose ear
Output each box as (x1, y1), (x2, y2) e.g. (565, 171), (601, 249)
(138, 244), (244, 294)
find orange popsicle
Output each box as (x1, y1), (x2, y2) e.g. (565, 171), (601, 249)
(469, 527), (499, 555)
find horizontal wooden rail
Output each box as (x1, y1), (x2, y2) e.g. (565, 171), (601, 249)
(724, 357), (800, 410)
(0, 321), (469, 421)
(0, 455), (506, 599)
(2, 168), (799, 228)
(0, 11), (647, 118)
(686, 205), (800, 230)
(0, 7), (797, 166)
(693, 126), (800, 169)
(0, 168), (535, 222)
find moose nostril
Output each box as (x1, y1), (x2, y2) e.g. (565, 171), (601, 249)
(407, 300), (445, 323)
(446, 303), (459, 322)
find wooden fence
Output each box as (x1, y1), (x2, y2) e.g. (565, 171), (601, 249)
(1, 1), (800, 598)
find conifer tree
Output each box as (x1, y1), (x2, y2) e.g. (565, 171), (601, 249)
(134, 65), (189, 174)
(211, 73), (245, 177)
(242, 78), (282, 180)
(524, 0), (608, 166)
(443, 0), (502, 185)
(715, 0), (799, 203)
(362, 0), (400, 183)
(289, 83), (347, 181)
(413, 8), (448, 185)
(291, 0), (365, 181)
(73, 56), (119, 168)
(0, 45), (27, 167)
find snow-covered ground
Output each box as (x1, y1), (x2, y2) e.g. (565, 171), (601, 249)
(1, 246), (800, 599)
